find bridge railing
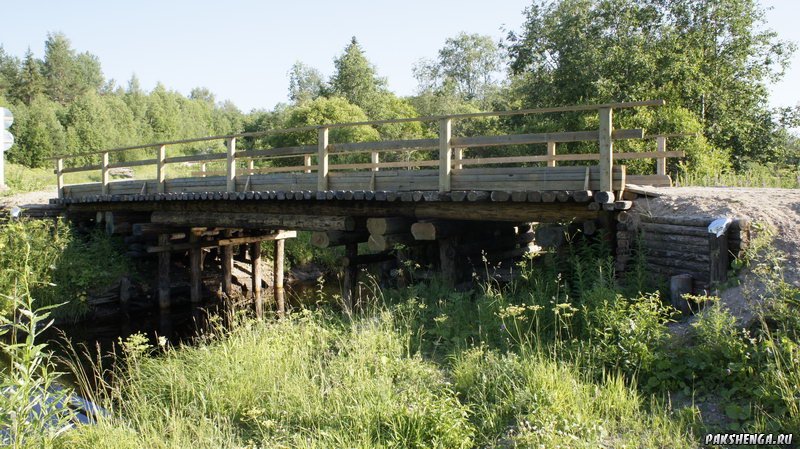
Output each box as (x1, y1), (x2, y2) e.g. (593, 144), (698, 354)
(50, 100), (688, 199)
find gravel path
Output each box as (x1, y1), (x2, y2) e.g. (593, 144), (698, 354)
(0, 188), (59, 208)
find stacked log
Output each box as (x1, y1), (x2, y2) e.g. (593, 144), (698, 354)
(366, 217), (415, 252)
(622, 215), (750, 290)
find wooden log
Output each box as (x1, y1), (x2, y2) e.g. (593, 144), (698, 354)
(583, 220), (597, 236)
(670, 274), (693, 315)
(645, 256), (708, 272)
(222, 230), (233, 297)
(343, 243), (358, 312)
(641, 231), (708, 247)
(340, 252), (393, 267)
(640, 222), (709, 238)
(439, 236), (458, 287)
(535, 224), (565, 248)
(467, 190), (490, 202)
(709, 233), (729, 285)
(274, 238), (285, 317)
(555, 191), (571, 202)
(639, 215), (714, 227)
(511, 191), (528, 202)
(147, 230), (297, 253)
(614, 200), (633, 210)
(527, 191), (542, 202)
(310, 230), (369, 248)
(540, 191), (557, 203)
(490, 191), (511, 202)
(367, 217), (413, 235)
(595, 191), (615, 204)
(151, 211), (356, 231)
(158, 234), (170, 310)
(252, 242), (263, 319)
(368, 233), (416, 252)
(572, 190), (593, 202)
(451, 191), (467, 202)
(190, 232), (202, 304)
(645, 248), (710, 263)
(410, 220), (469, 241)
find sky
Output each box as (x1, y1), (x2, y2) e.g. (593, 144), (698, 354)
(1, 0), (798, 113)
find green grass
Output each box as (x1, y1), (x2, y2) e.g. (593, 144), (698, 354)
(676, 163), (800, 188)
(54, 310), (695, 449)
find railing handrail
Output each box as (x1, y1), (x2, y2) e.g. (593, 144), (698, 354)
(47, 100), (665, 160)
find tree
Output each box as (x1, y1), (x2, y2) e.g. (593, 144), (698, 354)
(42, 32), (102, 104)
(287, 62), (325, 103)
(14, 49), (45, 105)
(0, 46), (20, 99)
(414, 33), (502, 103)
(329, 37), (388, 117)
(190, 87), (216, 104)
(7, 97), (66, 167)
(505, 0), (796, 166)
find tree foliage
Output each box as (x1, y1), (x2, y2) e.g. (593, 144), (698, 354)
(504, 0), (796, 166)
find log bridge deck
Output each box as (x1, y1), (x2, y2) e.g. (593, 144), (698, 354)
(47, 100), (690, 315)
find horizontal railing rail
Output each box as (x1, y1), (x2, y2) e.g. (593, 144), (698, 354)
(52, 100), (691, 198)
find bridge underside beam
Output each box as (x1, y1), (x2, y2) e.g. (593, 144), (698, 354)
(67, 200), (598, 224)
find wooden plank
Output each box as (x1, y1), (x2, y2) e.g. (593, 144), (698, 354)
(626, 175), (671, 187)
(236, 145), (316, 159)
(343, 243), (357, 312)
(165, 152), (227, 164)
(56, 158), (64, 199)
(450, 128), (643, 148)
(157, 145), (166, 193)
(329, 138), (437, 153)
(330, 160), (437, 170)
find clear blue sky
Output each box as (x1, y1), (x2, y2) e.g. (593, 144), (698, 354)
(2, 0), (798, 113)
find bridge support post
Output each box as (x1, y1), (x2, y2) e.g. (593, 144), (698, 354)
(547, 141), (556, 168)
(438, 118), (452, 192)
(438, 236), (458, 288)
(226, 138), (237, 192)
(598, 107), (614, 194)
(343, 242), (358, 313)
(221, 230), (233, 296)
(317, 127), (329, 191)
(190, 231), (202, 304)
(273, 237), (285, 317)
(101, 152), (109, 195)
(656, 136), (667, 176)
(157, 145), (166, 193)
(56, 158), (64, 199)
(252, 241), (263, 319)
(158, 233), (171, 310)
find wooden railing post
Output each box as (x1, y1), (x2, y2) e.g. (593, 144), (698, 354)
(200, 162), (207, 178)
(598, 107), (614, 193)
(370, 151), (380, 172)
(546, 141), (556, 167)
(317, 127), (329, 191)
(226, 138), (237, 192)
(438, 118), (452, 192)
(101, 152), (109, 195)
(248, 159), (255, 175)
(157, 145), (166, 193)
(56, 158), (64, 199)
(656, 136), (667, 176)
(304, 155), (312, 174)
(453, 148), (463, 170)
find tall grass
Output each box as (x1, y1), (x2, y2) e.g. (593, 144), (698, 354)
(676, 162), (800, 188)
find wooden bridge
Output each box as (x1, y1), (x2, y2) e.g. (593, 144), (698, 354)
(47, 100), (688, 316)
